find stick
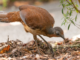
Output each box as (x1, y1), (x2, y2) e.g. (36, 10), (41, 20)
(53, 44), (80, 49)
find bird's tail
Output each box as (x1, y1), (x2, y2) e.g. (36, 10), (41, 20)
(0, 11), (9, 23)
(0, 11), (21, 23)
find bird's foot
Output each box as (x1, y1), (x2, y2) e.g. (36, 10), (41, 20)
(48, 43), (54, 57)
(34, 40), (41, 55)
(38, 35), (54, 57)
(37, 48), (41, 55)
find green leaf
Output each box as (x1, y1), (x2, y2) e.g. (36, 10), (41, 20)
(62, 4), (65, 8)
(63, 14), (66, 17)
(75, 4), (79, 7)
(69, 0), (71, 2)
(70, 10), (72, 16)
(62, 8), (64, 14)
(75, 15), (77, 21)
(76, 10), (79, 13)
(65, 19), (67, 21)
(70, 20), (75, 25)
(68, 24), (71, 30)
(61, 20), (65, 26)
(61, 22), (64, 26)
(66, 17), (69, 19)
(66, 3), (71, 6)
(61, 19), (67, 26)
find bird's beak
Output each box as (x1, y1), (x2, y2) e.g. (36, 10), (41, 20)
(61, 35), (65, 40)
(59, 34), (65, 40)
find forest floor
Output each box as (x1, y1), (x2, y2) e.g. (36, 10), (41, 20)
(0, 37), (80, 60)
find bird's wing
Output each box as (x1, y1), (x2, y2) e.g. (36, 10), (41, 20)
(19, 5), (55, 31)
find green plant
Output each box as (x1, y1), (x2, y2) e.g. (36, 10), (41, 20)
(3, 0), (8, 7)
(60, 0), (80, 30)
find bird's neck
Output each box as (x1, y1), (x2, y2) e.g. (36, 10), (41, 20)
(46, 27), (54, 34)
(46, 27), (57, 37)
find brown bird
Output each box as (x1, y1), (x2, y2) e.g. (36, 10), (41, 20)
(0, 5), (65, 56)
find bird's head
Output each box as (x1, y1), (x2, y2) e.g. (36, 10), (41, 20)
(47, 27), (65, 40)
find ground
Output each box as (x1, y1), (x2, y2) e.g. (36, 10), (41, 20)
(0, 38), (80, 60)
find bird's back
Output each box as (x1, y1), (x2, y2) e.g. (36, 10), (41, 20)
(19, 5), (55, 34)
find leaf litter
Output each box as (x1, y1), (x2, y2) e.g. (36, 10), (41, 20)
(0, 37), (80, 60)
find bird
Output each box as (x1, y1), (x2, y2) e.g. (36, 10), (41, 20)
(0, 5), (65, 57)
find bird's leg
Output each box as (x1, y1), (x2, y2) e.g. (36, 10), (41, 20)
(33, 35), (40, 54)
(38, 35), (54, 57)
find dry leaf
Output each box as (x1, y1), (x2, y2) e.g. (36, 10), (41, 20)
(0, 45), (10, 54)
(72, 51), (80, 56)
(57, 42), (62, 45)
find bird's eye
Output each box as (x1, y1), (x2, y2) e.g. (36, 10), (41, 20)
(56, 31), (59, 35)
